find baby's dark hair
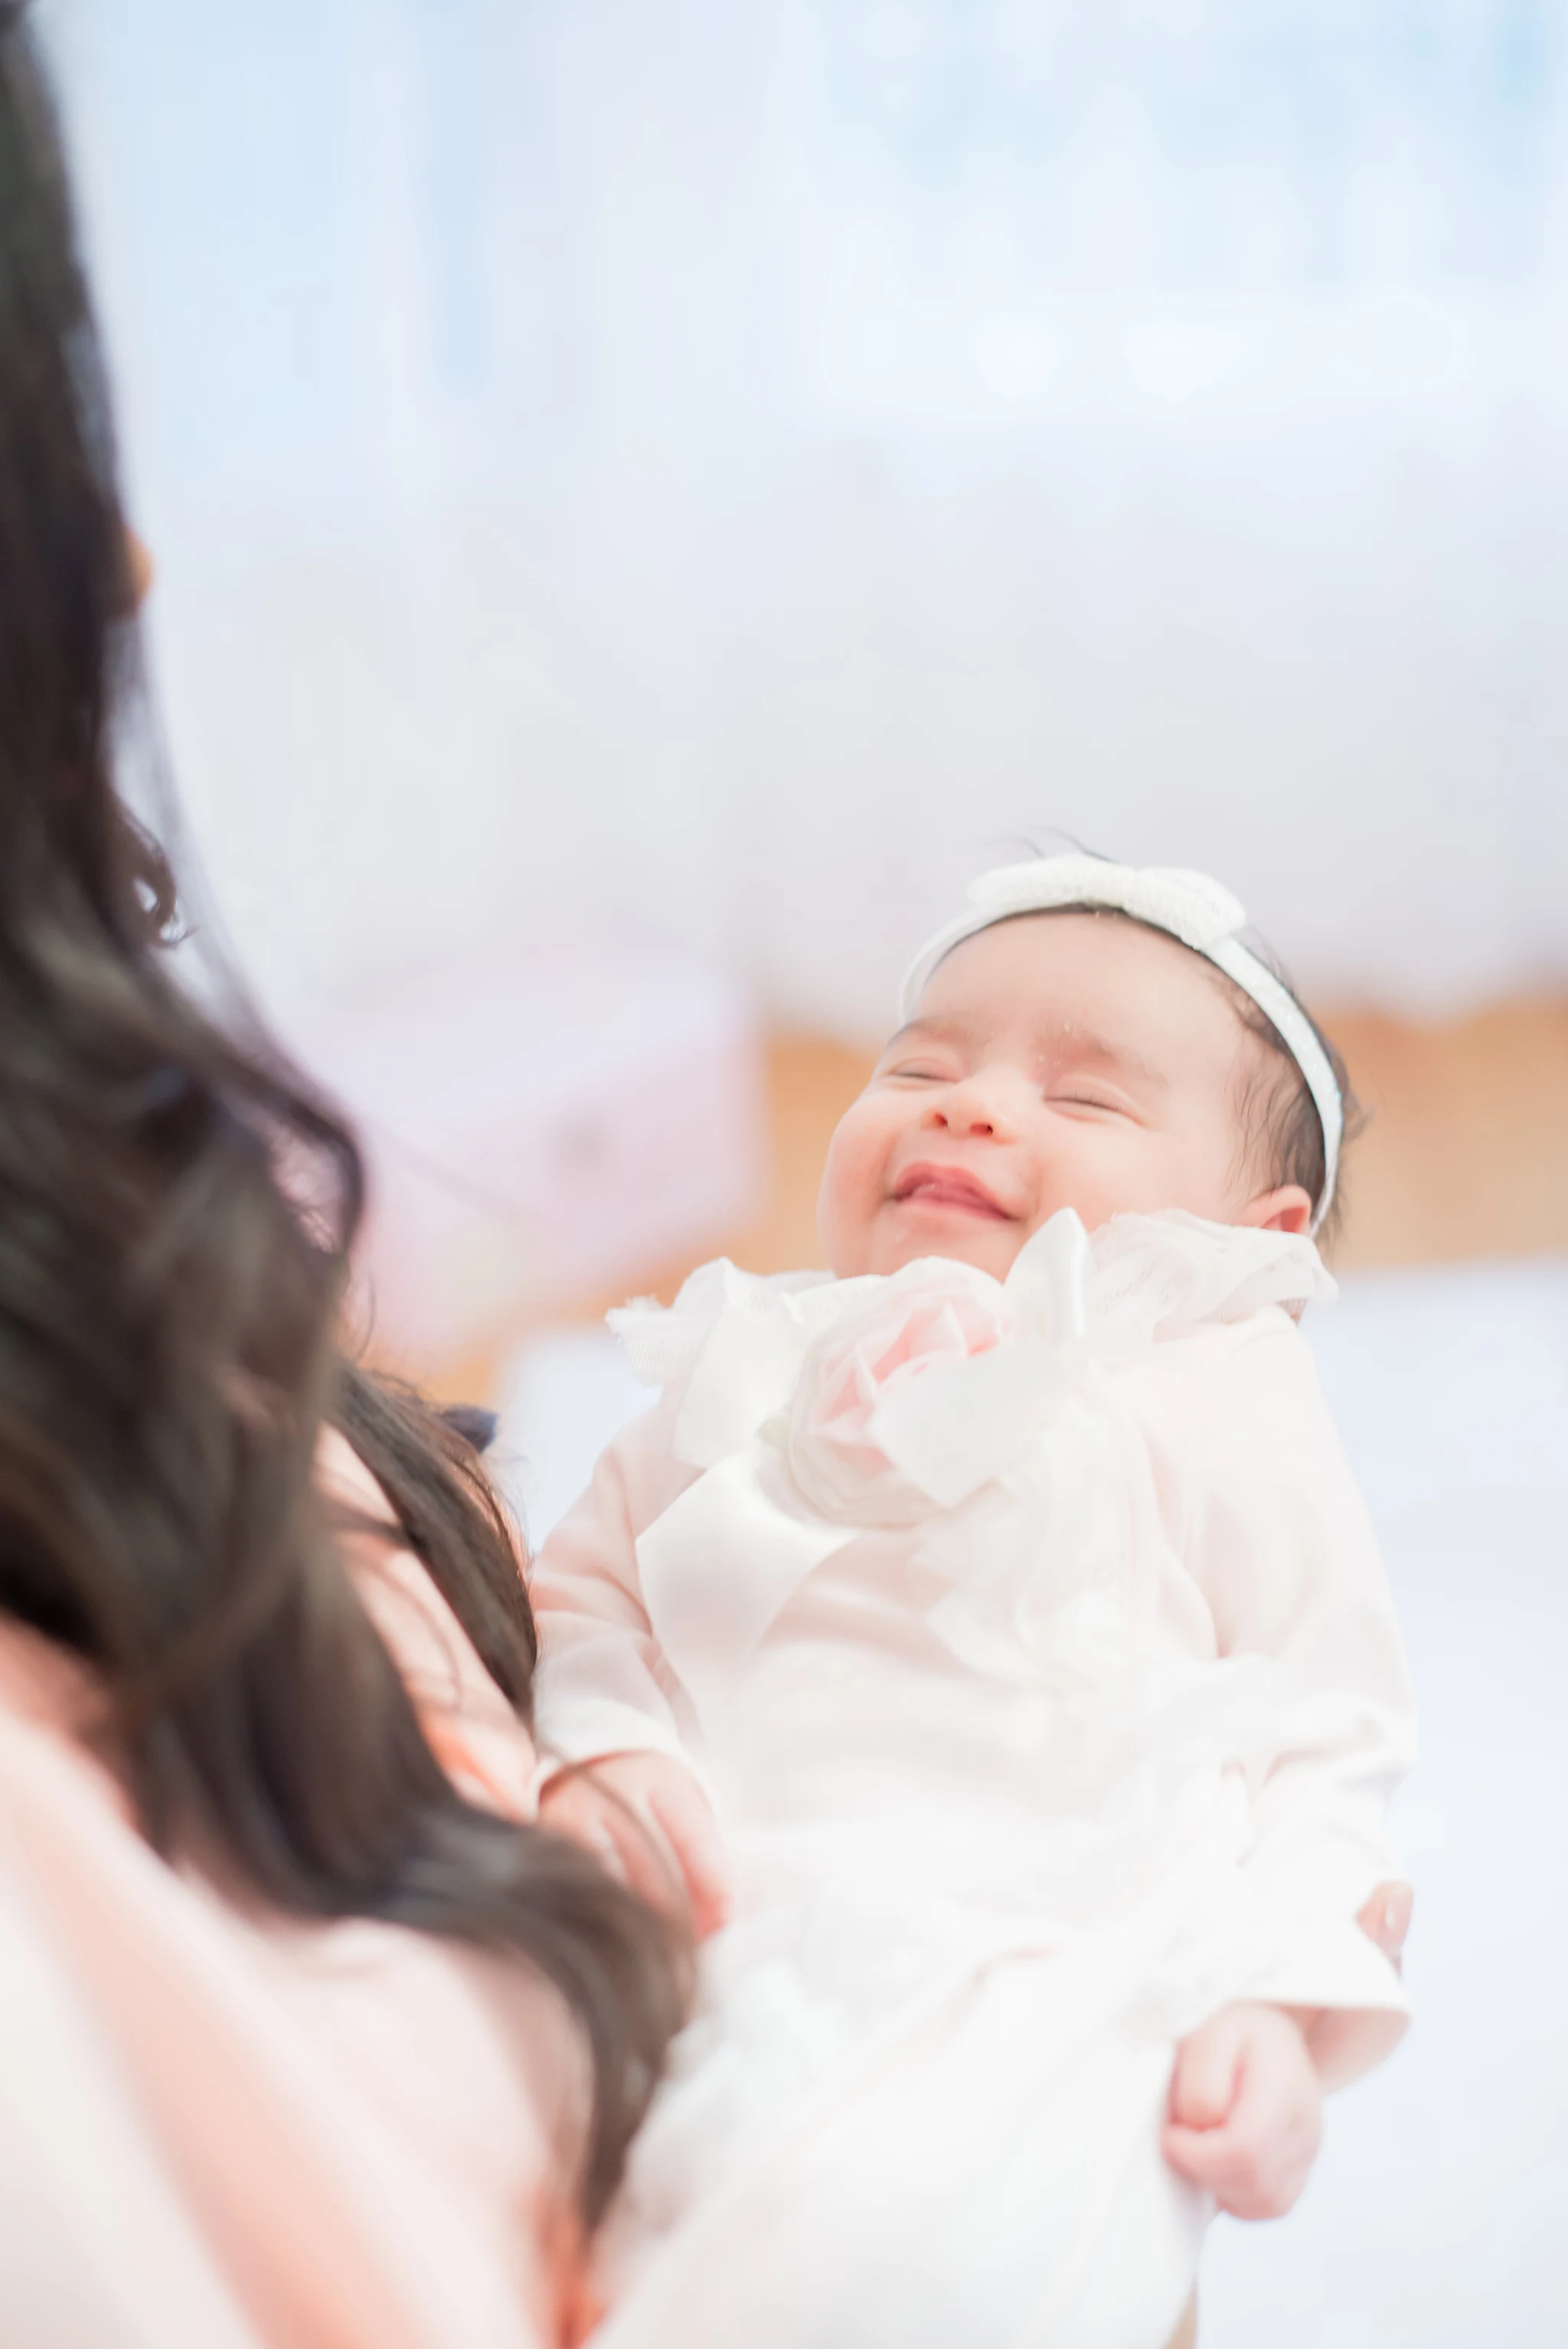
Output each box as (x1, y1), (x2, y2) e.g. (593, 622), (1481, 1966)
(1208, 946), (1364, 1250)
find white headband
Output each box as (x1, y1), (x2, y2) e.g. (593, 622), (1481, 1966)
(899, 854), (1342, 1234)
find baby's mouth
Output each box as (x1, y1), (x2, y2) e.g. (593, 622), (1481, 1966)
(890, 1164), (1018, 1222)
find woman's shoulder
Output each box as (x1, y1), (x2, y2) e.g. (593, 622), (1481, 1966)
(0, 1602), (570, 2349)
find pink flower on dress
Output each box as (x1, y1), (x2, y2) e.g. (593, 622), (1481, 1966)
(786, 1265), (1018, 1527)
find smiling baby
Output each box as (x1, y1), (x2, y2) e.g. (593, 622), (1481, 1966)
(530, 854), (1415, 2349)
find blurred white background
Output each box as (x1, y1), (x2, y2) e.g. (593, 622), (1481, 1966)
(44, 0), (1568, 1040)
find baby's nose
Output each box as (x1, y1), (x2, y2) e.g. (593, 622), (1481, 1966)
(927, 1070), (1018, 1140)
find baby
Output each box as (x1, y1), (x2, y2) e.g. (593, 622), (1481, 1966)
(530, 855), (1415, 2349)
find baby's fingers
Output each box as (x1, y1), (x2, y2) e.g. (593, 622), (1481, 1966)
(539, 1772), (678, 1915)
(1167, 2017), (1243, 2132)
(648, 1776), (731, 1938)
(1163, 2095), (1320, 2220)
(537, 1777), (634, 1888)
(593, 1791), (694, 1918)
(1161, 2115), (1224, 2194)
(540, 1756), (731, 1936)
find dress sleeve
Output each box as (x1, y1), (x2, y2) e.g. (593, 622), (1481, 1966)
(1187, 1315), (1418, 2088)
(525, 1393), (700, 1773)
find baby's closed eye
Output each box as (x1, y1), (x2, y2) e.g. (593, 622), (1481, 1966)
(1047, 1087), (1137, 1118)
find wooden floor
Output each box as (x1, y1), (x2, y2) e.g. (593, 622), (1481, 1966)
(1319, 1001), (1568, 1269)
(428, 999), (1568, 1403)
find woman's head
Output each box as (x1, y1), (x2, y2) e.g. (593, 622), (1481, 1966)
(0, 12), (165, 944)
(0, 9), (681, 2223)
(819, 906), (1356, 1282)
(0, 4), (367, 1672)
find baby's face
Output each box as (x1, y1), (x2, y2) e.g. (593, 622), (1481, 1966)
(818, 911), (1311, 1281)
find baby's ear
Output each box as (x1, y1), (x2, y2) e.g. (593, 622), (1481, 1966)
(1238, 1184), (1313, 1237)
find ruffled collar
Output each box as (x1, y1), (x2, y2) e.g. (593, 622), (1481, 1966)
(614, 1209), (1332, 1408)
(1073, 1208), (1334, 1338)
(618, 1214), (1332, 1716)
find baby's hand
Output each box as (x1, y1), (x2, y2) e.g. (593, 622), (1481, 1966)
(1162, 2002), (1322, 2220)
(538, 1751), (731, 1939)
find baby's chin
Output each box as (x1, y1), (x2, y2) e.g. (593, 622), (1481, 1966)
(859, 1214), (1034, 1282)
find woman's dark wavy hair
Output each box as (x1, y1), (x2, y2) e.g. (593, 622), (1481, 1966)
(0, 11), (683, 2225)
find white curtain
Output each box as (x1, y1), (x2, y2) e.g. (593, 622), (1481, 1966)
(46, 0), (1568, 1037)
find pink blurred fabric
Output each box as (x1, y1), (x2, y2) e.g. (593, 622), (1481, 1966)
(786, 1263), (1017, 1526)
(0, 1433), (579, 2349)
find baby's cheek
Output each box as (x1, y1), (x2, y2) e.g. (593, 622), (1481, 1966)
(1049, 1127), (1185, 1231)
(817, 1110), (884, 1275)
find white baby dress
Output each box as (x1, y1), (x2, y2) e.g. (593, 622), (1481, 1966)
(530, 1210), (1416, 2349)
